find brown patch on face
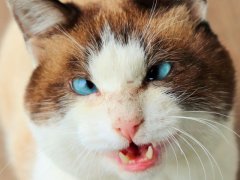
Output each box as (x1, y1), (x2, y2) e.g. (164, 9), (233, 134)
(25, 1), (234, 123)
(144, 16), (234, 114)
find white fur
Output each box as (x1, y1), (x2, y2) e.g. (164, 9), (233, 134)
(89, 26), (146, 92)
(32, 150), (76, 180)
(193, 0), (208, 20)
(29, 27), (238, 180)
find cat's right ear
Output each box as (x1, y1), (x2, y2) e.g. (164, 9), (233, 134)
(7, 0), (79, 39)
(133, 0), (207, 20)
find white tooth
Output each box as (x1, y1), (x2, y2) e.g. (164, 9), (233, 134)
(146, 146), (153, 160)
(140, 158), (147, 162)
(119, 152), (129, 164)
(129, 160), (134, 164)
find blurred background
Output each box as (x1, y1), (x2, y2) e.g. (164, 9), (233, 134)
(0, 0), (239, 179)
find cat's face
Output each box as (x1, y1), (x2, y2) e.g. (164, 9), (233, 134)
(9, 0), (234, 179)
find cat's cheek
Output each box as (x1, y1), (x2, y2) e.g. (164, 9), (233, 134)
(133, 87), (181, 144)
(64, 101), (127, 151)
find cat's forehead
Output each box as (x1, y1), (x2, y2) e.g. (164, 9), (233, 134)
(69, 3), (193, 44)
(37, 4), (194, 75)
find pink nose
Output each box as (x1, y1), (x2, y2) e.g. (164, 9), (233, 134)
(113, 119), (143, 141)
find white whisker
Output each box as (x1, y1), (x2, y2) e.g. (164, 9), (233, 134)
(166, 130), (179, 177)
(169, 133), (192, 180)
(177, 133), (207, 180)
(172, 127), (223, 180)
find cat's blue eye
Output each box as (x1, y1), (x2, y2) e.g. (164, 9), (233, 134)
(71, 78), (97, 96)
(147, 62), (172, 81)
(157, 62), (172, 80)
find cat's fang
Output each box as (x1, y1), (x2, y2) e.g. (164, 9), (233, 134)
(119, 152), (130, 164)
(146, 146), (153, 160)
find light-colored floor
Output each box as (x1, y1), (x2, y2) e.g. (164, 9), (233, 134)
(0, 0), (240, 180)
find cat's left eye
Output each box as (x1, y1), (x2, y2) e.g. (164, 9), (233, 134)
(71, 78), (98, 96)
(146, 62), (172, 81)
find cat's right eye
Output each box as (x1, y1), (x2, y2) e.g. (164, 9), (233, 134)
(146, 62), (172, 81)
(71, 78), (98, 96)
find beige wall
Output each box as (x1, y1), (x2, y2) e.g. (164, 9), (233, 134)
(0, 1), (15, 180)
(0, 1), (10, 38)
(0, 0), (240, 180)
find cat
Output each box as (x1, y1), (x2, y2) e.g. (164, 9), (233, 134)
(0, 0), (238, 179)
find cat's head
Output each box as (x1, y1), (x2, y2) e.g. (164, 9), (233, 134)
(9, 0), (235, 179)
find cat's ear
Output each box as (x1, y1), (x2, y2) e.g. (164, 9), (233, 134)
(190, 0), (207, 20)
(133, 0), (207, 20)
(7, 0), (79, 39)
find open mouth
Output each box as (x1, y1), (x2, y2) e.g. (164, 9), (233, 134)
(116, 143), (160, 172)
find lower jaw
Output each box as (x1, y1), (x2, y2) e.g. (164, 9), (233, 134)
(120, 153), (160, 172)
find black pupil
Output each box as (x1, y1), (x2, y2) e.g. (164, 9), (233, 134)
(86, 80), (95, 89)
(146, 66), (159, 81)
